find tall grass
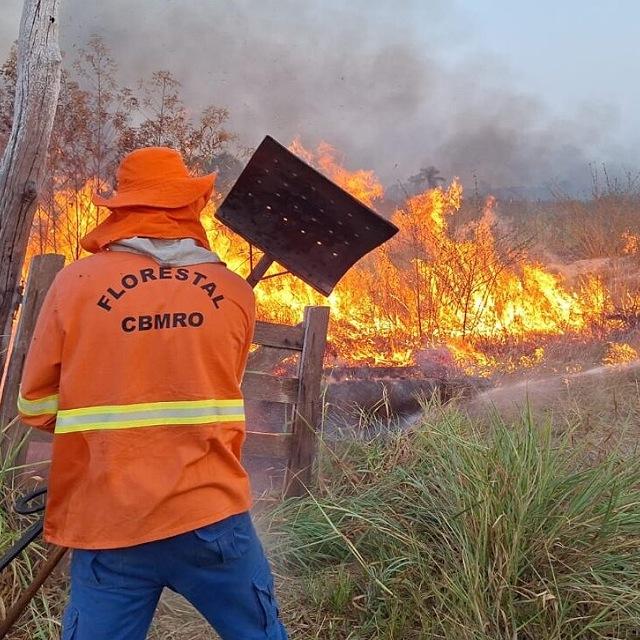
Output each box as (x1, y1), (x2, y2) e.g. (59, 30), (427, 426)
(6, 401), (640, 639)
(0, 425), (63, 640)
(265, 406), (640, 639)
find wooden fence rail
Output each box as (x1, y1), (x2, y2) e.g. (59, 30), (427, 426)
(243, 305), (329, 497)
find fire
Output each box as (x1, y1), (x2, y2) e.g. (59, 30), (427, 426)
(386, 186), (603, 341)
(603, 342), (638, 366)
(27, 178), (109, 260)
(25, 140), (624, 373)
(288, 138), (384, 208)
(189, 145), (614, 371)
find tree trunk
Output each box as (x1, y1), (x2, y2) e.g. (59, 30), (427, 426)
(0, 0), (62, 376)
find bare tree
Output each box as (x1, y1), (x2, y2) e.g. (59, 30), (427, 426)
(0, 46), (18, 153)
(0, 0), (62, 370)
(73, 35), (131, 193)
(134, 70), (236, 171)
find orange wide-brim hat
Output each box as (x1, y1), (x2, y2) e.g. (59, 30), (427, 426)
(82, 147), (216, 253)
(92, 146), (216, 209)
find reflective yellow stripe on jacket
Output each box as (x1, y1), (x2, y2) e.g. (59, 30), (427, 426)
(54, 398), (245, 434)
(17, 392), (59, 417)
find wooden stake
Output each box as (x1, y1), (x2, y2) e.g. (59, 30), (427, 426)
(0, 254), (64, 463)
(286, 306), (330, 497)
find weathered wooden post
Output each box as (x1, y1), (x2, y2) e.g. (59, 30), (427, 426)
(0, 0), (62, 377)
(286, 305), (330, 497)
(0, 253), (64, 463)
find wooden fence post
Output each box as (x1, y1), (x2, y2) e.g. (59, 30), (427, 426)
(0, 254), (65, 464)
(286, 306), (330, 497)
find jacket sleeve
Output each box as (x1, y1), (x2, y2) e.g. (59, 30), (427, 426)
(17, 281), (63, 432)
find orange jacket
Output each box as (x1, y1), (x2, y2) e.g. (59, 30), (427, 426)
(18, 248), (255, 549)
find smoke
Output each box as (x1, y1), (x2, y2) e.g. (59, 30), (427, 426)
(433, 75), (619, 197)
(2, 0), (630, 194)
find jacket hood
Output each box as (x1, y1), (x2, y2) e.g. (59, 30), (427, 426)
(81, 198), (212, 254)
(108, 237), (223, 267)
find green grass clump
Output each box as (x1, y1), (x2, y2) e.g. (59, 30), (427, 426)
(266, 407), (640, 639)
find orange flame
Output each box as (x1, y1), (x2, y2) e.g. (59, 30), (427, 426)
(603, 342), (638, 366)
(26, 140), (618, 373)
(289, 138), (384, 208)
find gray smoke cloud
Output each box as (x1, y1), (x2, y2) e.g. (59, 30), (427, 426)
(1, 0), (629, 195)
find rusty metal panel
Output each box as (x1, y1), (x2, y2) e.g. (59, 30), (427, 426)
(216, 136), (398, 296)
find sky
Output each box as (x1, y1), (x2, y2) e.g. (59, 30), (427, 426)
(456, 1), (639, 141)
(0, 0), (638, 195)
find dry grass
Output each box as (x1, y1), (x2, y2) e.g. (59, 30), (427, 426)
(472, 357), (640, 454)
(148, 591), (215, 640)
(503, 169), (640, 263)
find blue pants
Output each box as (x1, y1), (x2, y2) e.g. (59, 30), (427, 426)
(61, 512), (288, 639)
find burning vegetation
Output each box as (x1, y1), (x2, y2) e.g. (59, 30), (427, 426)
(22, 139), (640, 376)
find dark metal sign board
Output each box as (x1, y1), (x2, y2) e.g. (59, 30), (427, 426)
(216, 135), (399, 296)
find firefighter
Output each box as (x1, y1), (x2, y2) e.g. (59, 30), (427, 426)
(18, 147), (288, 640)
